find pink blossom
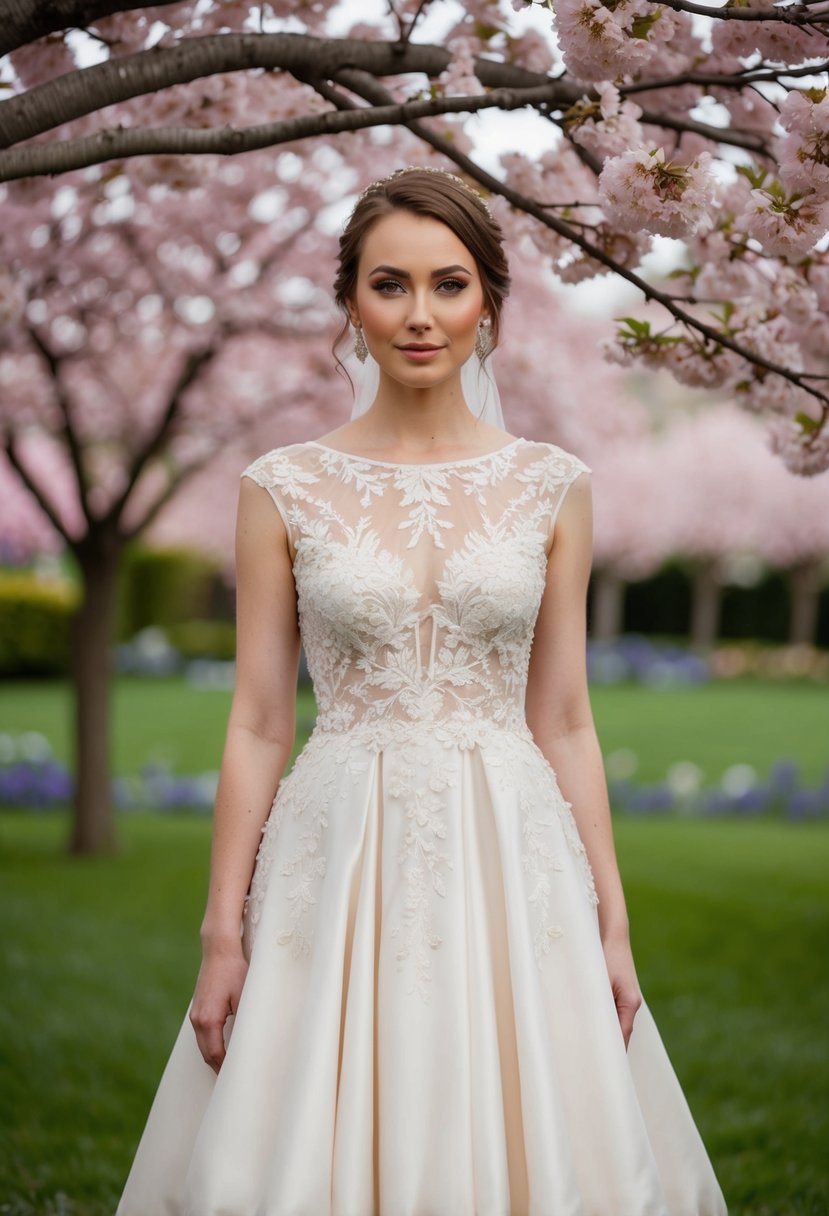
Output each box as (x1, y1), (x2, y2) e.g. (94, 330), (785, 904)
(694, 258), (761, 305)
(9, 35), (76, 88)
(711, 3), (826, 65)
(770, 271), (820, 326)
(778, 90), (829, 202)
(737, 186), (829, 259)
(805, 261), (829, 310)
(438, 37), (486, 97)
(557, 225), (650, 283)
(800, 313), (829, 358)
(663, 342), (746, 390)
(767, 416), (829, 476)
(509, 29), (556, 75)
(598, 147), (717, 239)
(632, 11), (702, 79)
(568, 84), (643, 158)
(0, 272), (26, 327)
(553, 0), (665, 82)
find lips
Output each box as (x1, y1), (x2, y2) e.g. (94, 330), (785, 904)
(396, 344), (445, 363)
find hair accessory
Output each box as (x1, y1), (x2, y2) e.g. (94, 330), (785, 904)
(475, 318), (491, 360)
(357, 166), (493, 218)
(354, 324), (368, 364)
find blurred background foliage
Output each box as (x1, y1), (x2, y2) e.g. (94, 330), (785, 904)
(1, 546), (828, 678)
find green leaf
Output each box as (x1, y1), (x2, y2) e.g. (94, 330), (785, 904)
(631, 9), (662, 39)
(616, 316), (652, 338)
(795, 412), (820, 433)
(736, 164), (768, 191)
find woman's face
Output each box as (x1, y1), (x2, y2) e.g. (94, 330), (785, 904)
(348, 209), (488, 388)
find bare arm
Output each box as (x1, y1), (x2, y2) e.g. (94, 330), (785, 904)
(524, 473), (642, 1047)
(190, 476), (300, 1071)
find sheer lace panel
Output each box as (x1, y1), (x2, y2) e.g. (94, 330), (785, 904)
(241, 439), (589, 749)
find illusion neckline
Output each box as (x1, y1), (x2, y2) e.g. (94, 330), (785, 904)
(307, 436), (524, 469)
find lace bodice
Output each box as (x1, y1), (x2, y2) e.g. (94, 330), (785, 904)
(242, 438), (589, 748)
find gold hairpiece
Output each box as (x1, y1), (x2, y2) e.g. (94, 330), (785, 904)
(357, 166), (493, 217)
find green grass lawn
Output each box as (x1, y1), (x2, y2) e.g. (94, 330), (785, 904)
(2, 675), (827, 784)
(0, 812), (826, 1215)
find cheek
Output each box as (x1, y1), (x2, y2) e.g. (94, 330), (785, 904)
(445, 289), (485, 334)
(355, 289), (396, 336)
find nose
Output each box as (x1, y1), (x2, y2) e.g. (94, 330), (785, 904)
(406, 288), (433, 332)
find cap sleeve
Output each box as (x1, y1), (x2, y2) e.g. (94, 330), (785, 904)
(240, 448), (300, 541)
(549, 449), (591, 531)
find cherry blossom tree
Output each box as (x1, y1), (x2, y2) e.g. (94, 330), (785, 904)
(1, 0), (828, 470)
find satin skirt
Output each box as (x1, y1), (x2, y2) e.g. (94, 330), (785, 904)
(116, 728), (727, 1216)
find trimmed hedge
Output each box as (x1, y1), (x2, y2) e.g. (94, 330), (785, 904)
(165, 619), (237, 661)
(0, 575), (79, 677)
(117, 545), (230, 639)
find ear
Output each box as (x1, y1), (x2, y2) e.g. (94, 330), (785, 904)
(346, 298), (360, 328)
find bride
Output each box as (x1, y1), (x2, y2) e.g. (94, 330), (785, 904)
(117, 166), (727, 1216)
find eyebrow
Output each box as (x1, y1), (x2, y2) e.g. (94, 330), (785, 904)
(368, 264), (473, 278)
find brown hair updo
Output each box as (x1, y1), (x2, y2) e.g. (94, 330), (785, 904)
(333, 167), (511, 366)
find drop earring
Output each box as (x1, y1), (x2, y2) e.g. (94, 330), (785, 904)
(475, 319), (491, 360)
(354, 324), (368, 364)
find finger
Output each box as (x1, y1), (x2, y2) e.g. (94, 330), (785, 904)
(190, 1008), (227, 1074)
(199, 1021), (226, 1074)
(616, 996), (641, 1050)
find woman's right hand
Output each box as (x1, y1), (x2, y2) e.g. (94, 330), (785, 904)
(189, 942), (249, 1074)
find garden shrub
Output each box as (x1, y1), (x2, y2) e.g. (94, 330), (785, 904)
(166, 619), (237, 661)
(0, 575), (79, 677)
(118, 545), (228, 639)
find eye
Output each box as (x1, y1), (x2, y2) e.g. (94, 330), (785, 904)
(437, 278), (468, 294)
(372, 279), (404, 295)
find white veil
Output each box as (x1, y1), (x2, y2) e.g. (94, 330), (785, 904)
(346, 350), (506, 429)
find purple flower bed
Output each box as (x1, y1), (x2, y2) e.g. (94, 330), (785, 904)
(587, 635), (711, 686)
(608, 758), (829, 820)
(1, 752), (827, 820)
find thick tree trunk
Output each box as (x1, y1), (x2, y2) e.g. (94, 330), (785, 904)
(690, 559), (721, 649)
(788, 562), (821, 646)
(591, 569), (625, 641)
(69, 537), (122, 855)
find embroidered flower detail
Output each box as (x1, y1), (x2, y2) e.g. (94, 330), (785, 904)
(387, 749), (456, 1001)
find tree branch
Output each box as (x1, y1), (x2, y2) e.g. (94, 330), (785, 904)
(622, 59), (829, 97)
(340, 70), (829, 422)
(26, 325), (94, 523)
(106, 341), (218, 531)
(636, 107), (768, 155)
(0, 32), (577, 150)
(0, 0), (183, 57)
(0, 81), (571, 181)
(649, 0), (829, 21)
(119, 440), (215, 541)
(3, 433), (76, 545)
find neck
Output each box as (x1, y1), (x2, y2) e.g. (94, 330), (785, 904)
(362, 369), (480, 452)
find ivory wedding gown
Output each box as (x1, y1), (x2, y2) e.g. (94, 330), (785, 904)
(117, 437), (727, 1216)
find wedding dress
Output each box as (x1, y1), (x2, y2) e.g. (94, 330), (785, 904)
(117, 436), (727, 1216)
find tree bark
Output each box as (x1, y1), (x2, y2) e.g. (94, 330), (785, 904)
(591, 569), (625, 641)
(788, 561), (821, 647)
(69, 533), (122, 855)
(690, 559), (721, 649)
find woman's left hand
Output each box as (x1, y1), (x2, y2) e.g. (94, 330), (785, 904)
(601, 934), (643, 1050)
